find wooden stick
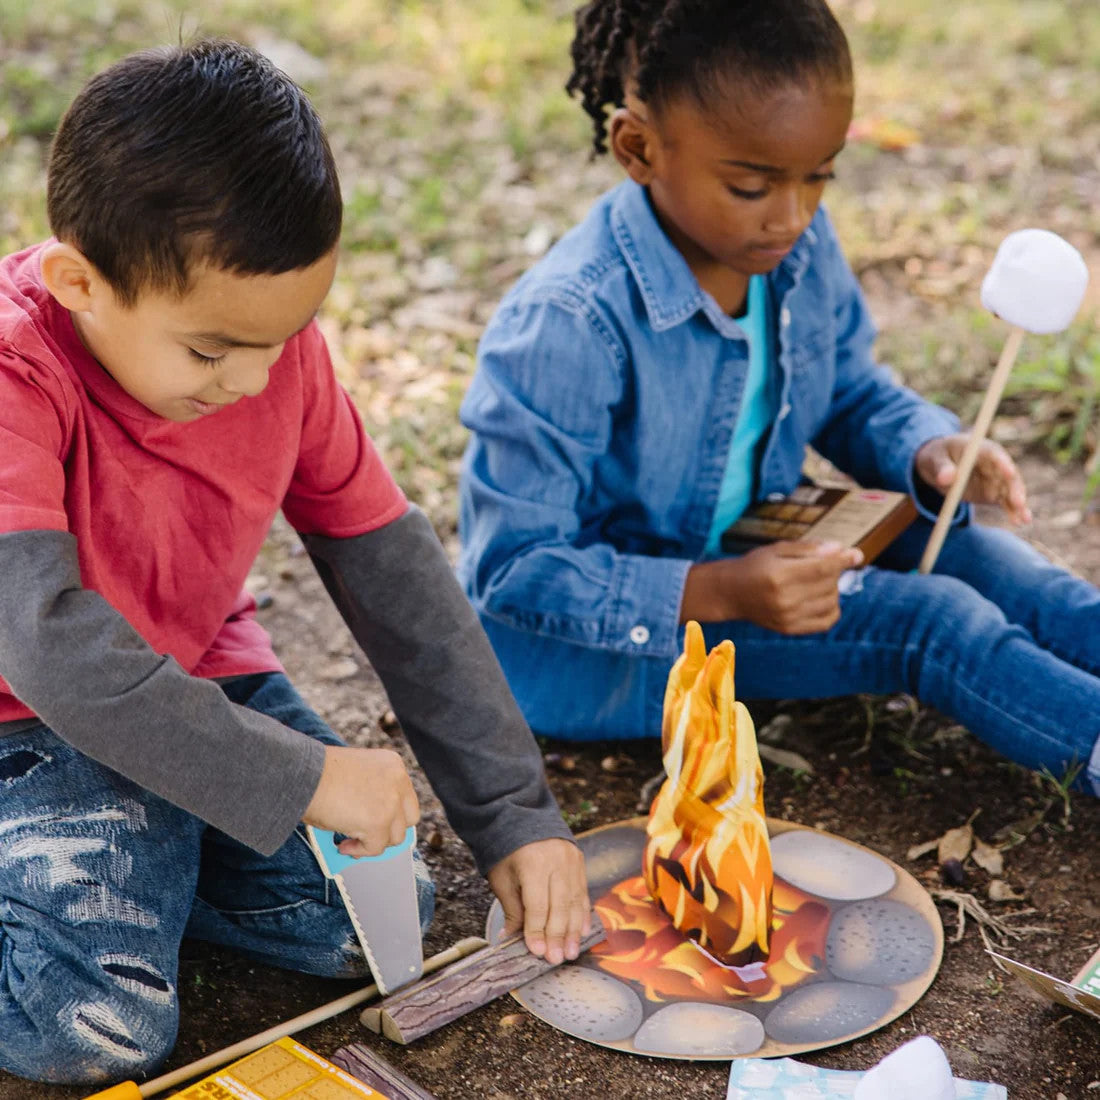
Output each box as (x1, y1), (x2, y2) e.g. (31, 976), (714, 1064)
(361, 915), (605, 1044)
(918, 325), (1025, 575)
(332, 1042), (440, 1099)
(82, 938), (486, 1100)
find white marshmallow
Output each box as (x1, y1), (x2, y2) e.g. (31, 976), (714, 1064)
(980, 228), (1089, 334)
(853, 1035), (956, 1100)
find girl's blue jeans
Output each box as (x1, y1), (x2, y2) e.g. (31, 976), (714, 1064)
(707, 519), (1100, 796)
(0, 672), (435, 1087)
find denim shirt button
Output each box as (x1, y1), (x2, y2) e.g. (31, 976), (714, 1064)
(778, 403), (792, 420)
(629, 624), (650, 645)
(780, 307), (792, 327)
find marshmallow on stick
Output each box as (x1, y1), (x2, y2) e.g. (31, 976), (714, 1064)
(918, 229), (1090, 574)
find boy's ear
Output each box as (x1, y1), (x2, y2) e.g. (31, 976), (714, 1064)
(609, 106), (656, 186)
(40, 242), (101, 312)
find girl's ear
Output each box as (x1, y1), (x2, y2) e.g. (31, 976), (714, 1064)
(609, 106), (656, 185)
(40, 242), (100, 312)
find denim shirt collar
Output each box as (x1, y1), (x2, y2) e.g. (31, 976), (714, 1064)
(609, 180), (817, 334)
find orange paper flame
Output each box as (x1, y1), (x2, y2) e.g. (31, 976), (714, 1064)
(643, 622), (774, 967)
(592, 875), (828, 1004)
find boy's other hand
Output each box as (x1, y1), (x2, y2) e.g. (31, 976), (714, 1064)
(303, 745), (420, 857)
(487, 838), (590, 965)
(682, 541), (862, 634)
(916, 433), (1032, 525)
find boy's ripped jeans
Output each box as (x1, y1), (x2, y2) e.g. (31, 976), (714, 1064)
(0, 673), (435, 1087)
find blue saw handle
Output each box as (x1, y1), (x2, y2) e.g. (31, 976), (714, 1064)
(309, 825), (415, 877)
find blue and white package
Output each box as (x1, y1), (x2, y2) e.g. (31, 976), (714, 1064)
(726, 1054), (1007, 1100)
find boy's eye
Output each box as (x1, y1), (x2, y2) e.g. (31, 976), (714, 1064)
(188, 348), (226, 366)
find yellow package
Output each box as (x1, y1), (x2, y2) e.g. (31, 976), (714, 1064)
(173, 1036), (391, 1100)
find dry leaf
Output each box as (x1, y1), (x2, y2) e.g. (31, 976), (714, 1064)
(938, 823), (974, 865)
(972, 836), (1005, 877)
(758, 744), (814, 774)
(907, 838), (940, 861)
(988, 879), (1027, 902)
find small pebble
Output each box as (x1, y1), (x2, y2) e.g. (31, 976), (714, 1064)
(544, 754), (576, 772)
(320, 657), (359, 682)
(499, 1013), (525, 1029)
(939, 858), (966, 886)
(426, 828), (445, 851)
(380, 709), (400, 732)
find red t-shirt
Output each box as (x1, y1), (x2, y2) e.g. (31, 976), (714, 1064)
(0, 243), (407, 724)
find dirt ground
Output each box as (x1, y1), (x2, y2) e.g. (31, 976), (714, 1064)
(5, 459), (1096, 1100)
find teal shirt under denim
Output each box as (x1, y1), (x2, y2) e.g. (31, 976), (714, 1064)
(457, 180), (962, 738)
(704, 272), (774, 556)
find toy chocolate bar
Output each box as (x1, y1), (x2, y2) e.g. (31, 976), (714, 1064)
(721, 486), (917, 563)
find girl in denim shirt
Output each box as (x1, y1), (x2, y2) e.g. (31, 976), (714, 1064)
(458, 0), (1100, 799)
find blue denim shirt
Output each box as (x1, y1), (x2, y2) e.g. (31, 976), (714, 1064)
(458, 180), (960, 739)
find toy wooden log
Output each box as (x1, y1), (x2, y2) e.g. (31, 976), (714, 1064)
(332, 1042), (440, 1099)
(360, 914), (606, 1044)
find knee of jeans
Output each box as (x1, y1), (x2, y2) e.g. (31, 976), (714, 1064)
(2, 981), (177, 1086)
(1087, 731), (1100, 798)
(909, 577), (1016, 659)
(413, 850), (436, 934)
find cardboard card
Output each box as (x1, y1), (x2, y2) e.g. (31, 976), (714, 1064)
(988, 946), (1100, 1023)
(174, 1036), (392, 1099)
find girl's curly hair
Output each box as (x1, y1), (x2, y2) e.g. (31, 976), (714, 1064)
(566, 0), (852, 154)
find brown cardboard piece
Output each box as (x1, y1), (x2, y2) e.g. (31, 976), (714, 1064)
(988, 944), (1100, 1022)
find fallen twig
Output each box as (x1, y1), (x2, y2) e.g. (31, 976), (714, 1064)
(931, 888), (1053, 945)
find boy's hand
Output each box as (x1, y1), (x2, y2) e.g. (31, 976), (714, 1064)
(682, 541), (863, 634)
(303, 744), (420, 857)
(487, 838), (590, 965)
(915, 433), (1031, 525)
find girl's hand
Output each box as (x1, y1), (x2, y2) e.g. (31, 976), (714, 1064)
(303, 744), (420, 857)
(682, 540), (863, 634)
(915, 434), (1031, 525)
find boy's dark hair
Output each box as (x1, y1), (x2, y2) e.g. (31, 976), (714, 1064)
(567, 0), (853, 154)
(47, 39), (342, 305)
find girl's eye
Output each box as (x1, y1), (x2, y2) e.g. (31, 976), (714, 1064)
(728, 185), (768, 200)
(809, 170), (837, 184)
(188, 348), (226, 366)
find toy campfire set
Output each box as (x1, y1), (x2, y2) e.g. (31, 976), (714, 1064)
(494, 624), (943, 1061)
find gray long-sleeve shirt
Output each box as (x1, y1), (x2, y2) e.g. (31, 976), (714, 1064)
(0, 508), (573, 869)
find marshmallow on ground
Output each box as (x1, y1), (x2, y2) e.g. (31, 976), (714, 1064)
(853, 1035), (955, 1100)
(980, 228), (1089, 334)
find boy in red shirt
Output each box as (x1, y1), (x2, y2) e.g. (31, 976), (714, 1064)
(0, 39), (587, 1088)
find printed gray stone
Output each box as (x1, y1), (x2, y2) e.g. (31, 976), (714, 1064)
(520, 964), (644, 1043)
(764, 981), (896, 1043)
(771, 830), (896, 901)
(579, 824), (648, 897)
(826, 899), (937, 985)
(634, 1002), (765, 1056)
